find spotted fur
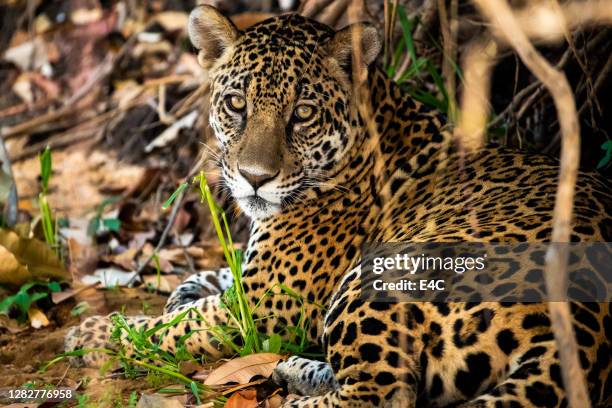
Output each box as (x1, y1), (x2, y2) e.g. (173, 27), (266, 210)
(66, 7), (612, 407)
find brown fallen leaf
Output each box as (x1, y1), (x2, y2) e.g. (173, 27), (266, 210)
(0, 314), (29, 333)
(3, 37), (49, 71)
(179, 360), (203, 376)
(28, 306), (50, 329)
(140, 243), (174, 273)
(0, 244), (30, 286)
(136, 394), (184, 408)
(105, 248), (138, 271)
(153, 11), (189, 33)
(80, 267), (140, 287)
(265, 394), (284, 408)
(231, 12), (277, 30)
(202, 353), (282, 386)
(143, 274), (181, 293)
(225, 389), (258, 408)
(0, 229), (67, 287)
(51, 281), (99, 304)
(67, 237), (98, 282)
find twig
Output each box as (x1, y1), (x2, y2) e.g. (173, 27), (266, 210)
(488, 46), (573, 130)
(317, 0), (352, 26)
(63, 54), (114, 107)
(552, 2), (600, 117)
(126, 149), (208, 286)
(175, 230), (197, 275)
(171, 82), (210, 118)
(578, 54), (612, 117)
(385, 0), (400, 67)
(2, 32), (138, 141)
(11, 128), (100, 162)
(1, 107), (84, 140)
(413, 0), (439, 47)
(0, 135), (18, 227)
(494, 0), (612, 45)
(455, 39), (497, 150)
(383, 0), (390, 64)
(54, 366), (70, 387)
(473, 1), (588, 407)
(299, 0), (335, 18)
(9, 103), (132, 162)
(0, 100), (49, 119)
(157, 84), (176, 125)
(143, 75), (193, 87)
(127, 188), (186, 286)
(438, 0), (458, 122)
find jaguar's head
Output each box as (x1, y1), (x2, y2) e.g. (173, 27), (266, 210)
(189, 6), (380, 219)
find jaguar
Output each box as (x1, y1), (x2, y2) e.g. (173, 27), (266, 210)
(66, 5), (612, 407)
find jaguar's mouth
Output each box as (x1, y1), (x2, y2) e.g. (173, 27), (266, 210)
(236, 195), (282, 219)
(246, 195), (271, 208)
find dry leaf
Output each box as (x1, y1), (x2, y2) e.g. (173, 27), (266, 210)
(179, 360), (203, 376)
(145, 111), (198, 152)
(0, 229), (67, 287)
(106, 248), (138, 271)
(225, 389), (258, 408)
(143, 274), (181, 293)
(112, 80), (146, 108)
(81, 267), (139, 287)
(67, 237), (98, 281)
(60, 218), (93, 246)
(136, 394), (183, 408)
(0, 314), (29, 333)
(28, 306), (50, 328)
(12, 74), (34, 104)
(203, 353), (282, 386)
(51, 282), (99, 304)
(3, 37), (49, 71)
(139, 244), (174, 273)
(34, 14), (53, 34)
(154, 11), (189, 32)
(157, 247), (192, 265)
(0, 245), (30, 286)
(71, 7), (103, 25)
(265, 394), (284, 408)
(231, 12), (276, 30)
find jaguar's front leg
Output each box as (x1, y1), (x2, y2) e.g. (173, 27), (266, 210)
(65, 269), (234, 367)
(164, 268), (234, 313)
(65, 294), (232, 367)
(279, 269), (422, 408)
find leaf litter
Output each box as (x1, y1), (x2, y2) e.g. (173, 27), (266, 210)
(0, 0), (291, 406)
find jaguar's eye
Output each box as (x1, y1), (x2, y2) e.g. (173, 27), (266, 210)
(226, 95), (246, 112)
(294, 104), (315, 122)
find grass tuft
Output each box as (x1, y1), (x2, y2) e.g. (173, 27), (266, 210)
(44, 170), (322, 403)
(386, 6), (459, 116)
(38, 146), (57, 249)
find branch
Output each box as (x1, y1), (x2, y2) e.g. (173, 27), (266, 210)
(472, 1), (587, 407)
(454, 39), (497, 151)
(0, 136), (18, 227)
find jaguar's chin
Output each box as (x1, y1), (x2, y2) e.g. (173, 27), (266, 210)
(236, 195), (282, 220)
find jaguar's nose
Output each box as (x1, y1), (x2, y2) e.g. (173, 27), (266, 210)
(238, 165), (279, 190)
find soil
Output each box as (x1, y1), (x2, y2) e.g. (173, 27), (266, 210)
(0, 288), (169, 406)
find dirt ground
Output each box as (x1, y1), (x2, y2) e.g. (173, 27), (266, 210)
(0, 286), (169, 406)
(0, 143), (210, 406)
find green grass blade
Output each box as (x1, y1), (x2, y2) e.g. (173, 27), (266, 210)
(397, 7), (417, 66)
(162, 182), (189, 210)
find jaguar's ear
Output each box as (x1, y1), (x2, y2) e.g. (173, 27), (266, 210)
(326, 23), (381, 75)
(189, 5), (239, 68)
